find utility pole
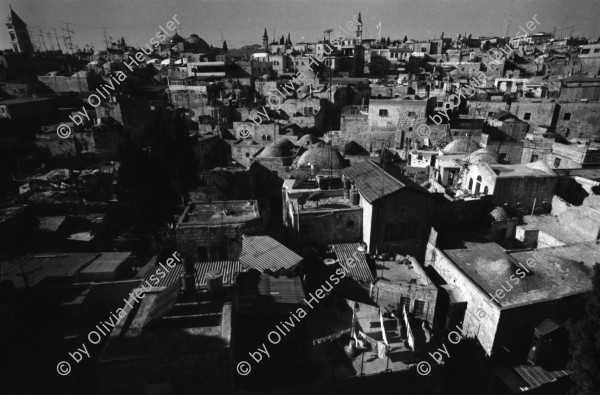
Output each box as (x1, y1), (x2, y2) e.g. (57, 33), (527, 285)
(52, 28), (63, 52)
(60, 22), (75, 54)
(46, 31), (55, 51)
(102, 27), (110, 50)
(38, 29), (47, 52)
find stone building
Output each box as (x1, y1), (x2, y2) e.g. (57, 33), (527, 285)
(282, 175), (362, 246)
(5, 6), (34, 54)
(462, 161), (557, 213)
(509, 99), (558, 127)
(425, 232), (593, 359)
(175, 200), (264, 263)
(554, 101), (600, 140)
(232, 121), (280, 145)
(342, 160), (434, 259)
(190, 134), (231, 171)
(467, 99), (510, 118)
(372, 255), (438, 326)
(545, 141), (600, 169)
(558, 75), (600, 101)
(368, 98), (434, 130)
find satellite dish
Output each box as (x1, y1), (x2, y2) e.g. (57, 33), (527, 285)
(307, 193), (323, 201)
(297, 193), (308, 206)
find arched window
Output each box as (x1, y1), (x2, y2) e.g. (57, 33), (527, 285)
(475, 175), (482, 194)
(267, 135), (272, 141)
(261, 135), (267, 141)
(468, 178), (473, 190)
(483, 186), (489, 195)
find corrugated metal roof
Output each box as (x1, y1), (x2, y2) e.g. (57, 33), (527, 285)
(240, 236), (302, 273)
(341, 160), (407, 203)
(195, 261), (243, 287)
(142, 261), (244, 288)
(330, 243), (374, 283)
(80, 252), (131, 274)
(1, 253), (99, 288)
(513, 365), (570, 389)
(143, 264), (182, 288)
(237, 272), (305, 311)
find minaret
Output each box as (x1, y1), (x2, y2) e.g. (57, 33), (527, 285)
(262, 28), (269, 49)
(6, 6), (34, 54)
(356, 12), (363, 45)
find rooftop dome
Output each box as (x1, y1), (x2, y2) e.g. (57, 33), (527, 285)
(185, 34), (210, 51)
(442, 138), (479, 155)
(296, 134), (322, 146)
(490, 206), (510, 221)
(259, 139), (295, 158)
(297, 146), (344, 169)
(468, 148), (499, 164)
(169, 33), (185, 45)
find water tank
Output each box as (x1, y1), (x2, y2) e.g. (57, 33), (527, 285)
(206, 269), (224, 293)
(343, 178), (352, 190)
(350, 189), (360, 205)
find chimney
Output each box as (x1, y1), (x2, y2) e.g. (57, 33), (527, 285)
(180, 257), (195, 294)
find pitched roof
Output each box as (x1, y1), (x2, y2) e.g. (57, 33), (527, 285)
(330, 243), (374, 282)
(240, 235), (302, 273)
(342, 160), (428, 203)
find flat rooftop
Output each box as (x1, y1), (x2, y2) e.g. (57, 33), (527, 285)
(375, 256), (432, 286)
(521, 214), (596, 245)
(178, 200), (259, 226)
(555, 168), (600, 181)
(490, 162), (556, 178)
(442, 241), (592, 308)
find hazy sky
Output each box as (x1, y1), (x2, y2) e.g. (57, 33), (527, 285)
(1, 0), (599, 52)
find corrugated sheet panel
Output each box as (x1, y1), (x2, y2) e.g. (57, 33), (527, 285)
(195, 260), (243, 288)
(342, 160), (405, 203)
(143, 264), (182, 288)
(514, 365), (570, 389)
(142, 260), (244, 288)
(2, 253), (99, 288)
(241, 236), (302, 273)
(80, 252), (131, 273)
(331, 243), (374, 283)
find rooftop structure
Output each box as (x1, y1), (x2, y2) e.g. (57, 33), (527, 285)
(240, 235), (303, 274)
(342, 160), (428, 203)
(178, 200), (260, 226)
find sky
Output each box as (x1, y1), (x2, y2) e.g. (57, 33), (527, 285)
(1, 0), (599, 52)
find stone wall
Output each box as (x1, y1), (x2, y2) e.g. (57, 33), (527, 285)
(425, 244), (501, 356)
(510, 101), (558, 127)
(368, 99), (430, 130)
(494, 176), (557, 213)
(555, 102), (600, 140)
(296, 207), (363, 246)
